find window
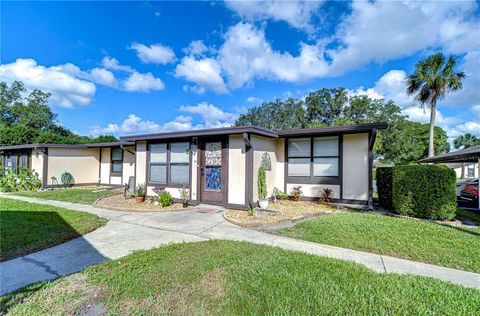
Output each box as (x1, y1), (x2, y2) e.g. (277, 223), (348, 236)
(468, 166), (475, 178)
(111, 148), (123, 175)
(287, 136), (339, 178)
(148, 142), (190, 185)
(1, 151), (29, 174)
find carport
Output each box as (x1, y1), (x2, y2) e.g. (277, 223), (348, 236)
(419, 145), (480, 210)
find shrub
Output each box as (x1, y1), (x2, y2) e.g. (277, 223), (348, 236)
(258, 166), (267, 200)
(0, 167), (42, 192)
(290, 185), (302, 202)
(157, 191), (173, 207)
(377, 165), (456, 220)
(320, 188), (334, 205)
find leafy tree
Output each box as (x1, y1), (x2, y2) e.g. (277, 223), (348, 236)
(453, 134), (480, 149)
(382, 121), (450, 164)
(305, 88), (348, 124)
(0, 81), (117, 145)
(406, 53), (465, 157)
(235, 97), (306, 130)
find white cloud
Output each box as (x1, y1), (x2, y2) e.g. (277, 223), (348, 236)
(130, 42), (176, 64)
(90, 103), (238, 135)
(123, 72), (165, 92)
(90, 114), (191, 135)
(88, 68), (118, 87)
(443, 51), (480, 107)
(327, 1), (480, 76)
(247, 96), (263, 103)
(179, 102), (238, 127)
(224, 0), (323, 32)
(402, 107), (459, 127)
(175, 56), (228, 93)
(472, 105), (480, 118)
(0, 58), (96, 108)
(455, 121), (480, 135)
(101, 56), (134, 73)
(351, 70), (413, 108)
(182, 40), (213, 57)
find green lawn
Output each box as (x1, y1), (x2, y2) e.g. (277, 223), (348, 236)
(0, 198), (106, 261)
(277, 212), (480, 272)
(15, 188), (120, 205)
(1, 241), (479, 315)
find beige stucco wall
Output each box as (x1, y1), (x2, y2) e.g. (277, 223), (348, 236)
(47, 148), (100, 185)
(275, 138), (285, 192)
(122, 146), (136, 185)
(228, 134), (246, 205)
(135, 141), (147, 187)
(252, 135), (277, 202)
(31, 148), (45, 183)
(342, 133), (369, 201)
(286, 183), (341, 198)
(100, 148), (110, 184)
(146, 186), (182, 199)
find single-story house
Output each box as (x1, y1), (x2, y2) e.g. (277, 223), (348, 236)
(0, 142), (135, 187)
(0, 123), (387, 209)
(447, 162), (479, 179)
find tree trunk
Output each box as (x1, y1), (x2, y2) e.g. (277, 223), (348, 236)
(428, 98), (436, 158)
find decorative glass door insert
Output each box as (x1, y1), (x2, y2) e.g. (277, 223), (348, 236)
(204, 142), (222, 191)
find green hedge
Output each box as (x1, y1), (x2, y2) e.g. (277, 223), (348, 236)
(377, 165), (456, 220)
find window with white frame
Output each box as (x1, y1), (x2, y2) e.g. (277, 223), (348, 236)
(148, 142), (190, 185)
(287, 136), (339, 177)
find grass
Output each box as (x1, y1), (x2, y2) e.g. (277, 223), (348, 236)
(0, 198), (106, 261)
(277, 212), (480, 272)
(1, 241), (479, 315)
(15, 188), (120, 205)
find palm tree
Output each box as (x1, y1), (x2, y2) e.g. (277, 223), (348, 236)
(406, 53), (465, 157)
(454, 133), (480, 150)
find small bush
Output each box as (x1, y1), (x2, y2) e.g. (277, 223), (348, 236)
(320, 188), (334, 205)
(0, 167), (42, 192)
(377, 165), (456, 220)
(258, 166), (267, 200)
(157, 191), (173, 207)
(290, 185), (302, 202)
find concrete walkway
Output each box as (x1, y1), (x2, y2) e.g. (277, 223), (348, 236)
(1, 195), (479, 296)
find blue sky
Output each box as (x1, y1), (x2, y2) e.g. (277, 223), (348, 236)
(1, 1), (479, 143)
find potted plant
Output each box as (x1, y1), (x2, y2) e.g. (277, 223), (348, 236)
(133, 183), (146, 203)
(258, 166), (268, 209)
(179, 184), (189, 208)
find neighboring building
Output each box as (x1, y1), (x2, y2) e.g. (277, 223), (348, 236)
(447, 162), (479, 179)
(0, 123), (386, 209)
(0, 142), (135, 187)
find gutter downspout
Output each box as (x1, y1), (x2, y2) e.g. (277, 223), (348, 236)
(368, 129), (377, 210)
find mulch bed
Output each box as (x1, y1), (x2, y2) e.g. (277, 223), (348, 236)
(224, 200), (338, 227)
(94, 193), (195, 212)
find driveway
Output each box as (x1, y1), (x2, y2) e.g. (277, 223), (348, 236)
(1, 195), (479, 295)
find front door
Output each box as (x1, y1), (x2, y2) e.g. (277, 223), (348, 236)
(200, 139), (227, 205)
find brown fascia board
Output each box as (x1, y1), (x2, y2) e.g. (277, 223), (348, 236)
(276, 123), (388, 137)
(0, 141), (134, 151)
(119, 126), (279, 141)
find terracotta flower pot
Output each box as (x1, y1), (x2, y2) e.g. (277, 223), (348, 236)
(135, 196), (145, 203)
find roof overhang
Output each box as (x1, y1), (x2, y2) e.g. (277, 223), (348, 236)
(419, 145), (480, 164)
(276, 123), (388, 137)
(0, 141), (134, 151)
(119, 126), (279, 142)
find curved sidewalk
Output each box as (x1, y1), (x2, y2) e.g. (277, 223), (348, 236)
(1, 194), (479, 296)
